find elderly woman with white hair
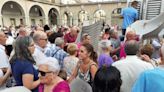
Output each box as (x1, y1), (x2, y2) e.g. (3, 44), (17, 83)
(38, 57), (70, 92)
(132, 43), (164, 92)
(98, 40), (113, 68)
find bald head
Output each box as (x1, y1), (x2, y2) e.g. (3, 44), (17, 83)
(126, 31), (136, 41)
(70, 26), (78, 36)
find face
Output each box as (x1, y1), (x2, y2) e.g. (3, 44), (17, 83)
(38, 35), (48, 48)
(38, 65), (54, 85)
(79, 46), (90, 60)
(84, 36), (91, 44)
(28, 41), (35, 54)
(0, 33), (7, 45)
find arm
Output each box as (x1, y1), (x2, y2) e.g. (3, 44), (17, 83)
(22, 74), (40, 90)
(90, 64), (98, 80)
(0, 68), (11, 86)
(111, 47), (120, 55)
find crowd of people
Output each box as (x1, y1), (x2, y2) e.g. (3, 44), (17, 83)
(0, 1), (164, 92)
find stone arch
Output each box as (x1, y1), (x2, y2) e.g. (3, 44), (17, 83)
(93, 9), (106, 23)
(78, 10), (89, 25)
(63, 11), (73, 26)
(29, 5), (45, 26)
(48, 8), (59, 25)
(1, 1), (25, 26)
(111, 7), (123, 27)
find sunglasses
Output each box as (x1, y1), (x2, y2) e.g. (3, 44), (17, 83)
(39, 70), (52, 76)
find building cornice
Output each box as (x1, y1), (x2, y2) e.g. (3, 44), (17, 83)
(60, 1), (127, 7)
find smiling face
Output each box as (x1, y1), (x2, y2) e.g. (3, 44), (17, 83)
(78, 46), (90, 60)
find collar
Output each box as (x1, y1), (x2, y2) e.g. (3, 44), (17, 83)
(126, 55), (138, 59)
(0, 44), (5, 51)
(35, 45), (45, 53)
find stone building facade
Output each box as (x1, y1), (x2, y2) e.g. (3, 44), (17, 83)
(0, 0), (126, 27)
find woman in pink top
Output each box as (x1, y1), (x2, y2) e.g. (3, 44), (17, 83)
(38, 57), (70, 92)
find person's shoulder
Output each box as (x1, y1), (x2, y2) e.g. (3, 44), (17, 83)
(140, 68), (163, 78)
(55, 81), (70, 89)
(112, 59), (125, 66)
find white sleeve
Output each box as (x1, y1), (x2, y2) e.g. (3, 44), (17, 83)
(0, 69), (4, 77)
(0, 52), (9, 68)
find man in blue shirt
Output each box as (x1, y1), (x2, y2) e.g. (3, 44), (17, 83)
(132, 44), (164, 92)
(121, 1), (138, 36)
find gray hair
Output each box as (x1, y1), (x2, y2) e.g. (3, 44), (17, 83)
(98, 40), (111, 55)
(33, 31), (47, 43)
(42, 57), (60, 74)
(55, 37), (64, 46)
(99, 40), (111, 50)
(10, 36), (35, 64)
(125, 40), (139, 55)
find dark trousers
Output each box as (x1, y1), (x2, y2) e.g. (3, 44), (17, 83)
(122, 29), (126, 36)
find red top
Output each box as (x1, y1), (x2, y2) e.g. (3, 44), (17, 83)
(64, 33), (77, 43)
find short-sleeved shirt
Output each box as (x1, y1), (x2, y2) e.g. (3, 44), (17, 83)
(121, 7), (138, 29)
(63, 56), (78, 77)
(98, 54), (113, 68)
(0, 44), (9, 68)
(45, 46), (68, 69)
(11, 59), (39, 92)
(132, 67), (164, 92)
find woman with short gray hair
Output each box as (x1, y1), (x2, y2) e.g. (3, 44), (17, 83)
(38, 57), (70, 92)
(98, 40), (113, 68)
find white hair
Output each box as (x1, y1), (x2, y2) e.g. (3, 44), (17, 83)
(55, 37), (64, 46)
(41, 57), (60, 73)
(99, 40), (111, 49)
(98, 40), (111, 55)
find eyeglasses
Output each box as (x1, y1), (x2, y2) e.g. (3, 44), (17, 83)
(39, 38), (48, 41)
(39, 70), (52, 76)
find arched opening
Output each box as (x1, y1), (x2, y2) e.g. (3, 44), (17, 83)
(111, 8), (122, 28)
(29, 5), (45, 26)
(78, 10), (89, 26)
(48, 8), (59, 26)
(63, 11), (73, 26)
(93, 9), (106, 23)
(1, 1), (25, 27)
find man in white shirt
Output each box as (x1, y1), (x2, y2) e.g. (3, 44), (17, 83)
(112, 40), (154, 92)
(0, 31), (11, 90)
(32, 31), (50, 66)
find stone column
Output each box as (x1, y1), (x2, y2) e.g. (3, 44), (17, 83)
(45, 15), (49, 25)
(0, 14), (3, 26)
(25, 16), (30, 26)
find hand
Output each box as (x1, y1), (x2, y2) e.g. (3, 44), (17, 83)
(140, 54), (151, 62)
